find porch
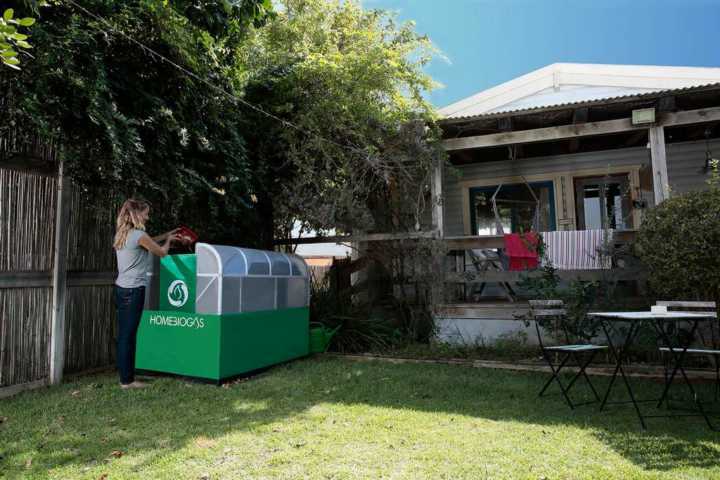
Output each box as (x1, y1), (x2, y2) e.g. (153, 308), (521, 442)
(431, 81), (720, 342)
(430, 230), (642, 345)
(277, 79), (720, 345)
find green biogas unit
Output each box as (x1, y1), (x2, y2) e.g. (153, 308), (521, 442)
(135, 244), (310, 382)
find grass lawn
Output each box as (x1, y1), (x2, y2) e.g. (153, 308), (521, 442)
(1, 357), (719, 479)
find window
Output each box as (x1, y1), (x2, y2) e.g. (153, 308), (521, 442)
(470, 181), (556, 236)
(574, 174), (631, 230)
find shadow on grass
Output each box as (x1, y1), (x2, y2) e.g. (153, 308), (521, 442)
(1, 356), (719, 477)
(319, 357), (720, 472)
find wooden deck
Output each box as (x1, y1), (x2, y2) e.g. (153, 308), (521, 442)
(436, 302), (529, 320)
(436, 298), (649, 320)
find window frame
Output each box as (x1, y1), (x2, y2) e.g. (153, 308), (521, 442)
(469, 180), (557, 236)
(574, 173), (633, 230)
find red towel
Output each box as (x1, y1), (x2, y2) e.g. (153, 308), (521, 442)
(504, 232), (539, 271)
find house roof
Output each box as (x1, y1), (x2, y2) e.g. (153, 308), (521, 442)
(439, 63), (720, 121)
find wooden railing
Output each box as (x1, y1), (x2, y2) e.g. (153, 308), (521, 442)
(277, 229), (644, 304)
(274, 229), (637, 248)
(443, 230), (637, 250)
(442, 230), (644, 303)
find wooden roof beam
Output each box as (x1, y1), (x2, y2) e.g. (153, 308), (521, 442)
(443, 106), (720, 151)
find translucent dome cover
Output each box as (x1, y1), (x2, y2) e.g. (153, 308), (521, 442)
(195, 243), (310, 315)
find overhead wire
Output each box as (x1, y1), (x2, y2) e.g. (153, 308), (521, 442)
(63, 0), (429, 230)
(64, 0), (365, 157)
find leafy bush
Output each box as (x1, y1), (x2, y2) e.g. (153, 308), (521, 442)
(309, 268), (403, 353)
(309, 264), (434, 353)
(635, 180), (720, 304)
(516, 265), (603, 343)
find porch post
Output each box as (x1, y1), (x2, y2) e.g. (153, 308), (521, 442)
(648, 126), (670, 204)
(430, 159), (445, 310)
(50, 160), (70, 385)
(431, 159), (444, 237)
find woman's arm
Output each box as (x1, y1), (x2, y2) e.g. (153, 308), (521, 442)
(152, 228), (180, 243)
(138, 233), (178, 258)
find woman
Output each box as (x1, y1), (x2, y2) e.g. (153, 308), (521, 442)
(113, 198), (180, 389)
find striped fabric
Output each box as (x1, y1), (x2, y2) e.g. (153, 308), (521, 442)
(541, 229), (613, 270)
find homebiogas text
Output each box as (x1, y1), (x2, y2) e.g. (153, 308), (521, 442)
(148, 313), (206, 329)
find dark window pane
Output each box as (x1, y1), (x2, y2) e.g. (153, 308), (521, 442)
(575, 175), (631, 230)
(471, 182), (555, 235)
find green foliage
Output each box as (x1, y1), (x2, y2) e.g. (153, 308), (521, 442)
(310, 269), (403, 352)
(517, 265), (604, 342)
(636, 176), (720, 303)
(1, 0), (272, 243)
(309, 259), (435, 353)
(238, 0), (444, 236)
(0, 8), (35, 70)
(518, 263), (560, 300)
(3, 0), (443, 248)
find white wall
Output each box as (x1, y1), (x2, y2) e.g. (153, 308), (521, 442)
(434, 317), (540, 346)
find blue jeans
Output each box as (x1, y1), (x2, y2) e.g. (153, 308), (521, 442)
(115, 286), (145, 385)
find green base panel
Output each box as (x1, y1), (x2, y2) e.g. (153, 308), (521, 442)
(135, 307), (309, 381)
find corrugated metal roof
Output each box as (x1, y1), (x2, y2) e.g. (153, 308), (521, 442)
(439, 64), (720, 123)
(441, 81), (720, 123)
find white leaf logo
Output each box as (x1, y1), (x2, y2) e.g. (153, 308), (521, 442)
(167, 280), (189, 307)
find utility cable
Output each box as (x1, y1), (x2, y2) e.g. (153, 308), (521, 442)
(64, 0), (364, 155)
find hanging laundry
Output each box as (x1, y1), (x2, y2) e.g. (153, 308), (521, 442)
(541, 229), (613, 270)
(503, 232), (540, 271)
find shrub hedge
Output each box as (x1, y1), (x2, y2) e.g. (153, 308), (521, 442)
(635, 179), (720, 303)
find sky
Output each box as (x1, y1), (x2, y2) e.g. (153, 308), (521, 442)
(364, 0), (720, 109)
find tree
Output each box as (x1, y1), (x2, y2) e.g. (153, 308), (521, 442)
(1, 0), (272, 243)
(237, 0), (445, 242)
(2, 0), (444, 251)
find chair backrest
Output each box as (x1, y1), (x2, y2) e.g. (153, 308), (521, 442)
(529, 300), (567, 347)
(656, 301), (717, 317)
(528, 299), (566, 317)
(656, 301), (718, 347)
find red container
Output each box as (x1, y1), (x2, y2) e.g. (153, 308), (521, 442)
(177, 225), (199, 245)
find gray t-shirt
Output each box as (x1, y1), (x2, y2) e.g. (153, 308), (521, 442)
(115, 229), (151, 288)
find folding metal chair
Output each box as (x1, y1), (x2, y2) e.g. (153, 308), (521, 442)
(656, 301), (720, 405)
(530, 300), (607, 409)
(466, 249), (516, 302)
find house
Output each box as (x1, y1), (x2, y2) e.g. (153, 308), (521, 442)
(289, 224), (352, 281)
(433, 63), (720, 345)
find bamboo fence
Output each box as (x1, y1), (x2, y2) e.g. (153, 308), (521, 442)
(0, 126), (118, 395)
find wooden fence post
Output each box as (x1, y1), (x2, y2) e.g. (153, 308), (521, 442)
(49, 160), (70, 385)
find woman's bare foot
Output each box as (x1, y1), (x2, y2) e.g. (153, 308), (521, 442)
(120, 381), (148, 389)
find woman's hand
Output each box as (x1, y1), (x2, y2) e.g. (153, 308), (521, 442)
(140, 231), (184, 257)
(158, 233), (182, 255)
(152, 228), (181, 243)
(139, 233), (173, 257)
(166, 233), (182, 245)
